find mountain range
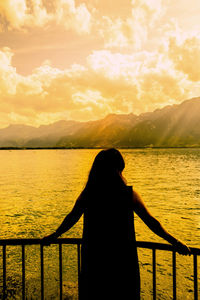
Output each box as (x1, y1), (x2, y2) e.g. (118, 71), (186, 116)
(0, 97), (200, 148)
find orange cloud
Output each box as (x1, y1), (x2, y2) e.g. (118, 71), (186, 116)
(98, 0), (164, 50)
(169, 36), (200, 82)
(0, 0), (91, 34)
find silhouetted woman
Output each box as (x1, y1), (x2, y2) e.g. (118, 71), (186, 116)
(42, 148), (190, 300)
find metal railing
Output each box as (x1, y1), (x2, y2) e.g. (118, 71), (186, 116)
(0, 238), (199, 300)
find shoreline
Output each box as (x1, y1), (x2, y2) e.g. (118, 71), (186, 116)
(0, 146), (200, 150)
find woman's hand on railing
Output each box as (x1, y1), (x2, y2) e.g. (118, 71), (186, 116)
(41, 232), (58, 246)
(173, 240), (191, 255)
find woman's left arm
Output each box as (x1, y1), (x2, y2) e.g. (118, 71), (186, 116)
(42, 193), (84, 243)
(132, 189), (191, 255)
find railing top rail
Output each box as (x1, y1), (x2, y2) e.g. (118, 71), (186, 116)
(136, 241), (200, 255)
(0, 238), (82, 246)
(0, 238), (200, 255)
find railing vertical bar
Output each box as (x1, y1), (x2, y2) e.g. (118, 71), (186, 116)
(22, 245), (25, 300)
(173, 250), (176, 300)
(59, 243), (63, 300)
(152, 248), (156, 300)
(40, 244), (44, 300)
(194, 254), (198, 300)
(3, 245), (6, 299)
(77, 243), (81, 300)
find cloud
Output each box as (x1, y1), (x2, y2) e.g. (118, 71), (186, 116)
(169, 36), (200, 82)
(0, 0), (91, 34)
(0, 47), (20, 94)
(54, 0), (92, 33)
(99, 17), (130, 49)
(131, 0), (164, 24)
(0, 0), (28, 30)
(98, 0), (165, 50)
(0, 48), (107, 125)
(78, 49), (196, 114)
(98, 14), (147, 50)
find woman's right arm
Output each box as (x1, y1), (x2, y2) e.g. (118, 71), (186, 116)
(132, 189), (191, 255)
(42, 193), (84, 243)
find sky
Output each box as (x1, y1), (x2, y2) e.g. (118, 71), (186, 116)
(0, 0), (200, 128)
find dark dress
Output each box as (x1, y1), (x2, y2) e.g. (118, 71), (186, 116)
(79, 185), (140, 300)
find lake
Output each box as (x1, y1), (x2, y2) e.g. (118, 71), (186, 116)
(0, 149), (200, 299)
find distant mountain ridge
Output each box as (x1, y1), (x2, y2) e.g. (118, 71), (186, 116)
(1, 97), (200, 148)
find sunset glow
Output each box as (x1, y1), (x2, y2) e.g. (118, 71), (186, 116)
(0, 0), (199, 127)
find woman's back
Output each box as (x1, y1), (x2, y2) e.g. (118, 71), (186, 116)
(82, 185), (135, 242)
(80, 184), (140, 300)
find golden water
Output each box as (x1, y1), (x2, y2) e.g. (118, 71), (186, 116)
(0, 149), (199, 299)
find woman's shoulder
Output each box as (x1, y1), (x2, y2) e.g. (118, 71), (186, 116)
(125, 185), (133, 194)
(117, 185), (133, 200)
(126, 185), (133, 190)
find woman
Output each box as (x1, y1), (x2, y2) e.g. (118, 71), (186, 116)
(42, 148), (190, 299)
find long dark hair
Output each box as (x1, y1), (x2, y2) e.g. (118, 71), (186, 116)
(83, 148), (126, 193)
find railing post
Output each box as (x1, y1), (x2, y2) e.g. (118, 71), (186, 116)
(152, 248), (156, 300)
(3, 245), (6, 300)
(59, 243), (63, 300)
(22, 245), (25, 300)
(40, 244), (44, 300)
(77, 243), (81, 300)
(172, 250), (176, 300)
(194, 254), (198, 300)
